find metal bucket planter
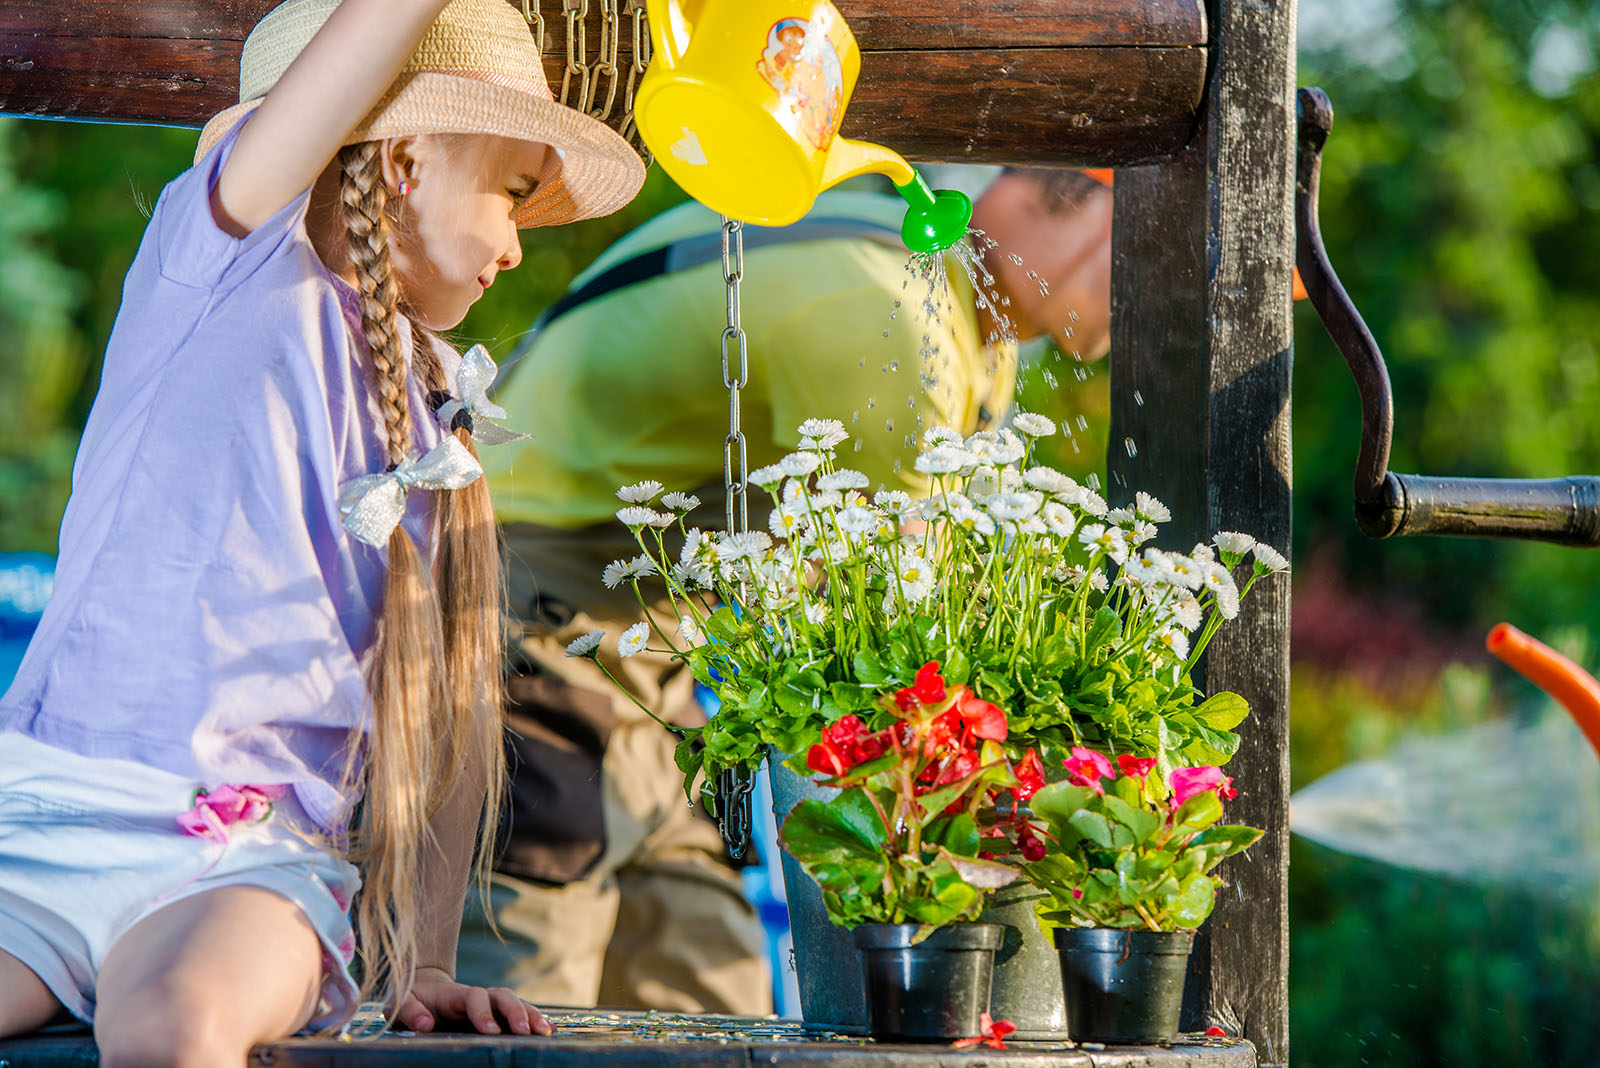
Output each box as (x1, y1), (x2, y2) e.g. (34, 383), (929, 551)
(854, 922), (1003, 1041)
(1054, 927), (1195, 1045)
(768, 755), (1068, 1036)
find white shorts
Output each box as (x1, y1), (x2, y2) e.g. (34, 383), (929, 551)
(0, 732), (360, 1029)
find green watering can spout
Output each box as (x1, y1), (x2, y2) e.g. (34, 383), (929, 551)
(895, 172), (973, 256)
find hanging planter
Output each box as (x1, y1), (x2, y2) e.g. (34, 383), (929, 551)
(854, 923), (1003, 1041)
(1054, 927), (1193, 1044)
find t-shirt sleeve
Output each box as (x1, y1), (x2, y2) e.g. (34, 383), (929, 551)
(154, 113), (312, 293)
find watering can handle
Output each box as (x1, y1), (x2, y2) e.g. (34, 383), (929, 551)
(647, 0), (706, 69)
(1486, 622), (1600, 760)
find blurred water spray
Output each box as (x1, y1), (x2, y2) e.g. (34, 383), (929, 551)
(1291, 709), (1600, 891)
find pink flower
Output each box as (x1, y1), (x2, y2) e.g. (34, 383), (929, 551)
(1169, 765), (1237, 808)
(177, 784), (286, 841)
(1062, 747), (1114, 793)
(1116, 754), (1157, 779)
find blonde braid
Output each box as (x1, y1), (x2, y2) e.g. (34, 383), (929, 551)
(340, 141), (411, 467)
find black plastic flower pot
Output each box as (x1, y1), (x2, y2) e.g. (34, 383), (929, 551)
(1054, 927), (1194, 1045)
(852, 922), (1003, 1042)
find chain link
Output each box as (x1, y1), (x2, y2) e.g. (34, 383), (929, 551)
(559, 0), (591, 110)
(717, 214), (752, 861)
(618, 0), (653, 163)
(587, 0), (623, 120)
(519, 0), (545, 54)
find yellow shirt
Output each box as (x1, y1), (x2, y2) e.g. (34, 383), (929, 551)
(486, 192), (1015, 529)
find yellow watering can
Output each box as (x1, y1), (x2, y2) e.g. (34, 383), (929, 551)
(633, 0), (972, 253)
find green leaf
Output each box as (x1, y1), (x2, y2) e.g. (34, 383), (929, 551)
(1083, 606), (1123, 657)
(1191, 823), (1265, 865)
(1167, 872), (1218, 928)
(936, 847), (1020, 890)
(1193, 691), (1251, 732)
(852, 649), (889, 687)
(924, 813), (981, 858)
(705, 606), (742, 643)
(1101, 794), (1162, 843)
(1031, 781), (1094, 829)
(778, 789), (888, 867)
(1068, 809), (1116, 848)
(1171, 790), (1224, 833)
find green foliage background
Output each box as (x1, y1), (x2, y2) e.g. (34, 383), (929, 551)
(1, 0), (1599, 1058)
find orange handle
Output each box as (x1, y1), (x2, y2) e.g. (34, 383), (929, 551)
(1486, 622), (1600, 760)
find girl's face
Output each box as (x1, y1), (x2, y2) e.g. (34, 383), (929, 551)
(383, 134), (551, 330)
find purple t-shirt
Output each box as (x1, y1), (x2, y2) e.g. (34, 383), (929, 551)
(0, 119), (458, 830)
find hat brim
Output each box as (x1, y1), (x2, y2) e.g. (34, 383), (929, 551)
(195, 71), (645, 228)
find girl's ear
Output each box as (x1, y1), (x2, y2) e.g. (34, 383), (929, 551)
(379, 136), (421, 197)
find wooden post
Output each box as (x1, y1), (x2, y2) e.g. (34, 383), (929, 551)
(1108, 0), (1296, 1064)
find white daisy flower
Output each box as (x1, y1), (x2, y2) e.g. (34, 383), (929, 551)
(1190, 542), (1216, 564)
(835, 505), (881, 536)
(987, 491), (1043, 522)
(617, 622), (650, 658)
(1080, 489), (1109, 517)
(1163, 591), (1204, 631)
(965, 429), (1025, 466)
(1088, 569), (1110, 592)
(874, 489), (916, 519)
(748, 464), (786, 489)
(717, 530), (773, 561)
(1127, 520), (1158, 546)
(616, 480), (663, 504)
(1056, 563), (1087, 585)
(803, 600), (830, 625)
(1107, 506), (1138, 526)
(1154, 627), (1191, 660)
(951, 505), (998, 536)
(969, 466), (1023, 498)
(1165, 554), (1204, 591)
(1252, 543), (1289, 574)
(916, 496), (947, 521)
(1134, 491), (1172, 523)
(1199, 562), (1240, 619)
(769, 503), (809, 540)
(671, 561), (711, 589)
(1078, 523), (1129, 564)
(602, 554), (658, 589)
(893, 554), (937, 603)
(806, 489), (844, 511)
(678, 615), (701, 644)
(564, 629), (606, 658)
(1128, 548), (1176, 586)
(1024, 466), (1078, 495)
(1213, 531), (1256, 558)
(1041, 501), (1077, 538)
(660, 492), (700, 513)
(616, 506), (670, 528)
(923, 426), (961, 447)
(817, 469), (870, 492)
(915, 445), (974, 475)
(1011, 411), (1057, 437)
(797, 417), (846, 441)
(778, 452), (823, 478)
(1001, 515), (1048, 536)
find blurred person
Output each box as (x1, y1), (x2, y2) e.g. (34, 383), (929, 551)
(453, 168), (1111, 1014)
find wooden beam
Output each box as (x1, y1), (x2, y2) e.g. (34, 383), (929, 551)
(1107, 0), (1295, 1063)
(0, 1), (1205, 167)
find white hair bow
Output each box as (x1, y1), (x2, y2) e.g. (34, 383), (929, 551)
(434, 345), (529, 446)
(338, 436), (484, 547)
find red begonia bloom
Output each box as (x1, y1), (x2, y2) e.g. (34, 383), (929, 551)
(1012, 748), (1045, 800)
(897, 660), (948, 710)
(1018, 827), (1047, 862)
(1062, 746), (1114, 793)
(954, 1012), (1017, 1050)
(1116, 754), (1157, 779)
(1169, 765), (1237, 808)
(806, 740), (848, 777)
(957, 691), (1007, 742)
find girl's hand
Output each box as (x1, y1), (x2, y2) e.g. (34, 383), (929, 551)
(395, 966), (553, 1036)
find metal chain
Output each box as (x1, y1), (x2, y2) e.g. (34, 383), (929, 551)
(588, 0), (622, 120)
(618, 0), (653, 164)
(559, 0), (590, 110)
(717, 215), (753, 861)
(519, 0), (545, 54)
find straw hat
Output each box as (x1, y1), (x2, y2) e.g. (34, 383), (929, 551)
(195, 0), (644, 227)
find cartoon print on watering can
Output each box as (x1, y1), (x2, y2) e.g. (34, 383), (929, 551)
(756, 17), (844, 151)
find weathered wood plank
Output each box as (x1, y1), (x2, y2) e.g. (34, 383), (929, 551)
(1107, 0), (1295, 1064)
(0, 32), (1204, 167)
(0, 0), (1205, 48)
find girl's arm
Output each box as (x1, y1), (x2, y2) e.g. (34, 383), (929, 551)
(211, 0), (452, 238)
(393, 748), (551, 1036)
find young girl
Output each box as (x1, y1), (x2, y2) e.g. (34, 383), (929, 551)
(0, 0), (643, 1061)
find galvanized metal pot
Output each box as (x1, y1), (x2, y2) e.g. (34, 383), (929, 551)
(768, 755), (1069, 1036)
(854, 922), (1003, 1041)
(1054, 927), (1195, 1044)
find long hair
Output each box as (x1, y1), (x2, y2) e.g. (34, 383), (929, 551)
(335, 138), (507, 1008)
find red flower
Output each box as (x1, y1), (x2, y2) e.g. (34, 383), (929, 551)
(1205, 1026), (1228, 1037)
(1170, 765), (1237, 808)
(1018, 827), (1047, 862)
(1116, 754), (1157, 779)
(921, 708), (965, 760)
(1012, 748), (1045, 801)
(954, 1012), (1016, 1050)
(806, 739), (849, 777)
(1062, 746), (1114, 794)
(896, 660), (947, 710)
(957, 691), (1007, 742)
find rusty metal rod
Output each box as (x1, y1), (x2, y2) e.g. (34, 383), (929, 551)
(1295, 86), (1600, 548)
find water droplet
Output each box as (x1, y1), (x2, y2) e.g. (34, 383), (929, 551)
(853, 439), (864, 452)
(906, 395), (916, 408)
(851, 409), (860, 423)
(1026, 269), (1039, 280)
(1068, 309), (1080, 323)
(893, 300), (901, 308)
(1009, 253), (1024, 265)
(882, 330), (890, 338)
(1041, 369), (1058, 389)
(1074, 366), (1089, 382)
(1076, 415), (1089, 432)
(892, 459), (902, 473)
(867, 397), (876, 410)
(1133, 389), (1145, 406)
(1086, 472), (1101, 491)
(884, 419), (894, 432)
(1124, 437), (1138, 458)
(858, 358), (866, 368)
(1071, 438), (1081, 454)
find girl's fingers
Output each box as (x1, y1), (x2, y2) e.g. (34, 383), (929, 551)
(463, 985), (500, 1034)
(488, 986), (551, 1036)
(395, 992), (435, 1033)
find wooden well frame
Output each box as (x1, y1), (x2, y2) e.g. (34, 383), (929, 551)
(0, 2), (1295, 1063)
